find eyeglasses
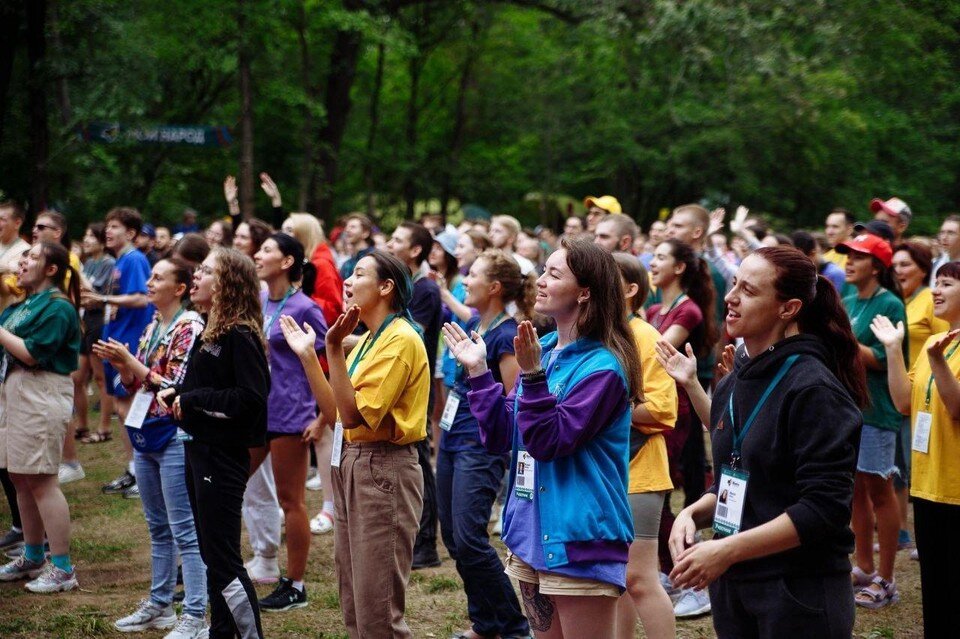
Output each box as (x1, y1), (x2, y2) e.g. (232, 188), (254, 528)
(33, 223), (57, 232)
(195, 264), (215, 276)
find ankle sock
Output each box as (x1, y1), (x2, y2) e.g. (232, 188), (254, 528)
(64, 461), (81, 470)
(51, 554), (72, 573)
(127, 460), (136, 477)
(322, 501), (334, 515)
(24, 543), (45, 564)
(291, 580), (304, 592)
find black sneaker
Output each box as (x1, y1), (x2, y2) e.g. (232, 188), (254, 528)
(0, 528), (23, 551)
(259, 577), (308, 612)
(411, 549), (441, 570)
(102, 471), (136, 495)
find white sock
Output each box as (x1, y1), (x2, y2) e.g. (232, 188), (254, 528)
(127, 460), (136, 476)
(322, 501), (334, 515)
(291, 580), (304, 592)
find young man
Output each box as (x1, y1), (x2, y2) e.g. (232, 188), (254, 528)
(593, 214), (638, 254)
(95, 207), (154, 498)
(870, 196), (912, 244)
(583, 194), (622, 232)
(386, 221), (443, 569)
(0, 201), (31, 312)
(488, 215), (535, 275)
(823, 208), (855, 268)
(338, 213), (376, 280)
(932, 214), (960, 284)
(136, 224), (160, 265)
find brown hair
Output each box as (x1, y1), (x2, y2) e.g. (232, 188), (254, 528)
(476, 249), (537, 322)
(562, 238), (643, 401)
(158, 256), (194, 303)
(671, 204), (710, 232)
(37, 241), (81, 310)
(661, 239), (718, 356)
(612, 252), (649, 312)
(172, 233), (210, 267)
(240, 218), (273, 257)
(202, 248), (263, 345)
(0, 200), (24, 222)
(893, 240), (934, 280)
(464, 229), (492, 253)
(36, 210), (69, 247)
(105, 207), (143, 236)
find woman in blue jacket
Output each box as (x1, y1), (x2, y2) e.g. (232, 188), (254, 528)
(443, 238), (642, 639)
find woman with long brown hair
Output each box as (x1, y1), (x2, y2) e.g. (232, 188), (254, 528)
(444, 238), (641, 639)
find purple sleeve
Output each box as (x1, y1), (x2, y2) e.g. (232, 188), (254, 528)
(466, 370), (517, 454)
(517, 370), (628, 461)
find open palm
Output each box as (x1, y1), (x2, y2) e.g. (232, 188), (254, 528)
(442, 322), (488, 375)
(655, 339), (697, 387)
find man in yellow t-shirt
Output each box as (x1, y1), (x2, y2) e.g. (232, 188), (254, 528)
(0, 201), (30, 311)
(823, 207), (854, 269)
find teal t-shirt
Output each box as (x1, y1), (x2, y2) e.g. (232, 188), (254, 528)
(843, 287), (906, 431)
(0, 289), (81, 375)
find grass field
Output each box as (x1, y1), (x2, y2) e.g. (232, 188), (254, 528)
(0, 419), (924, 638)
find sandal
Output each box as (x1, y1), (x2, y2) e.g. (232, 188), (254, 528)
(851, 566), (876, 587)
(82, 431), (112, 444)
(855, 576), (900, 609)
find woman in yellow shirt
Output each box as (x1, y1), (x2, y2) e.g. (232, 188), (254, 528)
(612, 253), (677, 639)
(870, 260), (960, 636)
(282, 250), (429, 639)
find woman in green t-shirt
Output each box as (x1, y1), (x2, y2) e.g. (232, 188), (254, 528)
(0, 241), (81, 593)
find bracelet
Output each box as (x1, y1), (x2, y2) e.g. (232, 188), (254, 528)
(520, 368), (546, 384)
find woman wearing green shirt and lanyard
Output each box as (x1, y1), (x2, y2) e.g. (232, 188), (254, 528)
(0, 242), (82, 593)
(835, 233), (906, 608)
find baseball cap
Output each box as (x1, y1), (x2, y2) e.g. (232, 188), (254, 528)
(835, 233), (894, 267)
(869, 197), (912, 223)
(433, 231), (458, 258)
(583, 195), (622, 215)
(140, 223), (156, 238)
(851, 219), (894, 243)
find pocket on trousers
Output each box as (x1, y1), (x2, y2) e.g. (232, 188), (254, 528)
(778, 576), (826, 615)
(367, 451), (396, 495)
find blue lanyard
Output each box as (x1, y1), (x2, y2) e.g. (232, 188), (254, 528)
(348, 313), (399, 378)
(263, 287), (296, 338)
(727, 354), (800, 466)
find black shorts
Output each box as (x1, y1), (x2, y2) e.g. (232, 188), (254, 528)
(80, 312), (105, 356)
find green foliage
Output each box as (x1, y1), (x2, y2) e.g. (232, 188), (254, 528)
(1, 0), (958, 234)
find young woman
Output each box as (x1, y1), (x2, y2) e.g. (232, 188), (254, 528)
(233, 218), (272, 259)
(890, 241), (947, 553)
(835, 234), (906, 608)
(660, 246), (866, 638)
(444, 239), (642, 639)
(612, 253), (677, 639)
(436, 249), (531, 639)
(94, 257), (209, 637)
(438, 230), (490, 390)
(298, 250), (428, 638)
(871, 261), (960, 634)
(205, 220), (233, 249)
(71, 222), (116, 448)
(249, 233), (333, 611)
(646, 238), (717, 615)
(0, 242), (82, 593)
(160, 248), (269, 639)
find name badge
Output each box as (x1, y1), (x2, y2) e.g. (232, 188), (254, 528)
(439, 392), (460, 431)
(331, 421), (344, 468)
(513, 449), (535, 500)
(124, 390), (154, 430)
(176, 428), (193, 442)
(713, 465), (749, 536)
(913, 411), (932, 454)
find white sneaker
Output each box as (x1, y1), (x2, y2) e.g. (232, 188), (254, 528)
(58, 463), (86, 484)
(245, 555), (279, 584)
(115, 599), (177, 632)
(305, 470), (322, 491)
(660, 571), (681, 603)
(25, 563), (79, 593)
(163, 613), (209, 639)
(673, 587), (711, 618)
(310, 511), (334, 535)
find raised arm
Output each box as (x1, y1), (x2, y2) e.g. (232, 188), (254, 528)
(655, 340), (712, 426)
(927, 329), (960, 420)
(280, 314), (337, 424)
(870, 315), (911, 414)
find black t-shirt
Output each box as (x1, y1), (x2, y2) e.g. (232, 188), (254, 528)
(409, 275), (441, 377)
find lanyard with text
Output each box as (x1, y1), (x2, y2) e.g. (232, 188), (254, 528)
(925, 339), (960, 407)
(143, 308), (185, 361)
(727, 354), (800, 468)
(915, 338), (960, 454)
(263, 287), (296, 338)
(653, 293), (687, 330)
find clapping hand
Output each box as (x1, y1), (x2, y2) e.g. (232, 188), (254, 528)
(716, 344), (736, 380)
(442, 322), (488, 377)
(655, 339), (698, 388)
(279, 314), (317, 360)
(927, 328), (960, 361)
(326, 306), (361, 350)
(91, 338), (134, 371)
(514, 320), (542, 374)
(869, 315), (905, 350)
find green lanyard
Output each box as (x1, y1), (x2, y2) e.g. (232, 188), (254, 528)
(143, 308), (185, 361)
(263, 287), (296, 338)
(348, 313), (399, 378)
(850, 287), (883, 328)
(627, 312), (638, 322)
(454, 312), (509, 381)
(727, 354), (800, 467)
(925, 339), (960, 407)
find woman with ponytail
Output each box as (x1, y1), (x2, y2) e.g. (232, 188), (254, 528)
(0, 242), (81, 593)
(658, 246), (865, 638)
(436, 249), (531, 639)
(249, 233), (335, 611)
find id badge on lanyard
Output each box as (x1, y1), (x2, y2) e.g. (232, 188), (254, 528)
(513, 447), (535, 500)
(124, 390), (154, 430)
(331, 421), (344, 468)
(913, 411), (932, 454)
(439, 392), (460, 431)
(713, 465), (749, 535)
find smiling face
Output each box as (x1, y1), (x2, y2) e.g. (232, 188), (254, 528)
(844, 250), (878, 288)
(234, 222), (253, 256)
(343, 255), (391, 311)
(190, 254), (218, 310)
(933, 275), (960, 323)
(648, 242), (684, 289)
(205, 221), (225, 247)
(723, 254), (790, 341)
(463, 257), (496, 309)
(147, 260), (186, 307)
(892, 249), (925, 299)
(534, 248), (586, 318)
(253, 238), (291, 282)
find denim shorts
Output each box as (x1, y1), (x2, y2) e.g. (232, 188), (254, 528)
(857, 424), (899, 480)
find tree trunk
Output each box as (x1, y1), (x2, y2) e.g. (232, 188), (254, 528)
(403, 54), (422, 220)
(362, 42), (385, 216)
(25, 0), (49, 213)
(0, 0), (22, 148)
(49, 0), (70, 127)
(295, 0), (315, 212)
(237, 0), (255, 219)
(439, 27), (479, 220)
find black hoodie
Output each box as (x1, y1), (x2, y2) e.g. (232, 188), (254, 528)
(709, 334), (862, 580)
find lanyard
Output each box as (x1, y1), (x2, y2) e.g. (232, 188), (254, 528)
(348, 313), (399, 378)
(454, 312), (509, 381)
(143, 308), (185, 361)
(850, 287), (883, 327)
(627, 312), (637, 322)
(727, 354), (800, 467)
(263, 287), (296, 338)
(653, 293), (687, 330)
(925, 339), (960, 407)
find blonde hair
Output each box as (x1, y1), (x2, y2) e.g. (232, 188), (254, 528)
(476, 249), (537, 322)
(284, 212), (324, 258)
(202, 248), (264, 345)
(491, 215), (521, 239)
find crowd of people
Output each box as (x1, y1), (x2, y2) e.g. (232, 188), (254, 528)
(0, 180), (957, 638)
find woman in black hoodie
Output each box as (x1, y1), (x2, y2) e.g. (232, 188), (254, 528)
(658, 246), (867, 639)
(161, 248), (269, 639)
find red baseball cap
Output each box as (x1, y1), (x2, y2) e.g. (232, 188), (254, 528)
(835, 232), (894, 267)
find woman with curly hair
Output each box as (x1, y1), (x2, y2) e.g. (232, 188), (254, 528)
(159, 248), (269, 639)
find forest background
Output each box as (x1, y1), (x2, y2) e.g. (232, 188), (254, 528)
(1, 0), (958, 236)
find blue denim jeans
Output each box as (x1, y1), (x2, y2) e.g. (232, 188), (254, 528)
(437, 444), (529, 637)
(135, 440), (207, 618)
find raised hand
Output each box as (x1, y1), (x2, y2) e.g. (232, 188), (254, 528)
(870, 315), (905, 350)
(927, 328), (960, 361)
(716, 344), (736, 380)
(442, 322), (488, 376)
(260, 172), (282, 207)
(708, 208), (726, 236)
(280, 314), (317, 360)
(223, 175), (238, 204)
(514, 320), (542, 374)
(730, 205), (749, 235)
(326, 305), (361, 349)
(655, 339), (697, 387)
